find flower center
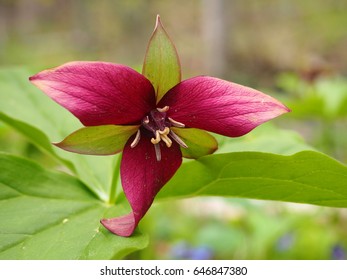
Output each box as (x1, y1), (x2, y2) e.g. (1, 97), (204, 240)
(130, 106), (187, 161)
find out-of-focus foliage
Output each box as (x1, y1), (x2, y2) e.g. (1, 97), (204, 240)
(1, 0), (346, 83)
(276, 73), (347, 161)
(135, 198), (347, 260)
(278, 73), (347, 120)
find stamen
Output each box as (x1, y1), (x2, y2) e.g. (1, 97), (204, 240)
(159, 127), (170, 135)
(143, 116), (150, 124)
(160, 134), (172, 147)
(151, 130), (161, 144)
(154, 143), (161, 161)
(157, 106), (169, 113)
(130, 130), (141, 148)
(169, 130), (188, 148)
(141, 107), (187, 152)
(168, 117), (185, 128)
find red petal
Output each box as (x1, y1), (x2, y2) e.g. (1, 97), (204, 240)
(101, 134), (182, 236)
(100, 213), (135, 237)
(29, 62), (156, 126)
(159, 76), (290, 137)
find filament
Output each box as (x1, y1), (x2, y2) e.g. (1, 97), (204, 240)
(154, 143), (161, 161)
(169, 130), (188, 148)
(130, 130), (141, 148)
(168, 117), (185, 128)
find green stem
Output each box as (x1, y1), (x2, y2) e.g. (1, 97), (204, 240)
(108, 154), (122, 205)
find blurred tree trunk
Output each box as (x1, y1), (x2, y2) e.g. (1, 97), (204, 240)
(15, 0), (40, 36)
(0, 1), (17, 47)
(201, 0), (227, 78)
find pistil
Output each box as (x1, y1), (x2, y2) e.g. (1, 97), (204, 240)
(159, 131), (172, 147)
(151, 127), (172, 147)
(150, 130), (161, 144)
(157, 106), (169, 113)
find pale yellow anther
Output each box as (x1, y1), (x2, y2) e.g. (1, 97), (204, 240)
(150, 128), (173, 147)
(157, 106), (169, 113)
(159, 127), (170, 135)
(151, 130), (161, 144)
(160, 134), (172, 147)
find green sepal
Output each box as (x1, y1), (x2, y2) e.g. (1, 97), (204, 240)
(142, 15), (181, 102)
(172, 127), (218, 159)
(55, 125), (139, 155)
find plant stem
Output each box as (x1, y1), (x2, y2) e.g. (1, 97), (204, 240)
(108, 154), (122, 205)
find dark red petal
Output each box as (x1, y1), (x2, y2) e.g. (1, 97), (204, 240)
(29, 62), (156, 126)
(100, 213), (135, 237)
(159, 76), (290, 137)
(101, 134), (182, 237)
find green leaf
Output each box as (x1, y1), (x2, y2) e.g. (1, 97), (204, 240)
(172, 127), (218, 159)
(277, 73), (347, 120)
(142, 15), (181, 102)
(0, 112), (75, 170)
(315, 77), (347, 118)
(158, 151), (347, 208)
(215, 124), (314, 155)
(55, 125), (139, 155)
(0, 67), (118, 201)
(0, 153), (148, 259)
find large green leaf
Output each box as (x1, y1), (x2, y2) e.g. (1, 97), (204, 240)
(158, 151), (347, 208)
(215, 124), (314, 155)
(0, 67), (118, 201)
(0, 153), (147, 259)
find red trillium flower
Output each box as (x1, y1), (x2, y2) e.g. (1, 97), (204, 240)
(29, 16), (290, 237)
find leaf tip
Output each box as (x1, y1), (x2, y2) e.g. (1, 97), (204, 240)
(153, 14), (165, 34)
(52, 141), (62, 147)
(52, 141), (69, 152)
(155, 14), (161, 28)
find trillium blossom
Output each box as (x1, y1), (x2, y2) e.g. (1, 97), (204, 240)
(29, 16), (290, 237)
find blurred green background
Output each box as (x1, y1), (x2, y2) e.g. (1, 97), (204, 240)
(1, 0), (347, 259)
